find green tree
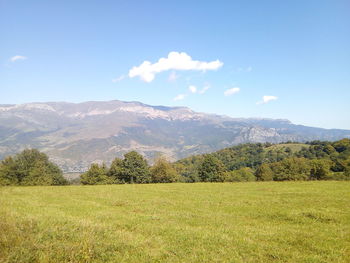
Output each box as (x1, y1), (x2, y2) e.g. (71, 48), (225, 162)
(0, 149), (67, 186)
(340, 157), (350, 179)
(119, 151), (150, 184)
(285, 147), (292, 154)
(80, 163), (110, 185)
(151, 156), (179, 183)
(0, 157), (18, 185)
(332, 138), (350, 153)
(174, 156), (203, 182)
(108, 157), (123, 183)
(309, 159), (332, 180)
(324, 144), (336, 155)
(255, 163), (274, 181)
(271, 158), (310, 181)
(22, 162), (54, 185)
(198, 155), (225, 182)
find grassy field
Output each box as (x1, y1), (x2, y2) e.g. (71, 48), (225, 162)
(1, 182), (349, 263)
(264, 143), (309, 153)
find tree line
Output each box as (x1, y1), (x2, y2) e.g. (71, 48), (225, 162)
(174, 138), (350, 182)
(0, 139), (349, 186)
(79, 151), (179, 185)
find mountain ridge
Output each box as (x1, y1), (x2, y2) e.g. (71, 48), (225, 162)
(1, 100), (349, 172)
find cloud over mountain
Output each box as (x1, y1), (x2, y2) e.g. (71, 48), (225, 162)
(128, 52), (223, 82)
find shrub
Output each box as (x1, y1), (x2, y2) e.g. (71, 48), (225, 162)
(222, 167), (256, 182)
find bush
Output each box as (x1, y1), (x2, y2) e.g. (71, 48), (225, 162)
(326, 172), (350, 181)
(309, 159), (333, 180)
(222, 167), (256, 182)
(271, 158), (310, 181)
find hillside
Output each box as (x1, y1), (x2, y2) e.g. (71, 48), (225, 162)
(264, 143), (309, 153)
(1, 100), (349, 172)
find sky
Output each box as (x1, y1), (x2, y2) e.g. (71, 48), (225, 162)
(1, 0), (349, 129)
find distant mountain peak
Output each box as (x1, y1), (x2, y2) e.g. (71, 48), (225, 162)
(0, 99), (349, 172)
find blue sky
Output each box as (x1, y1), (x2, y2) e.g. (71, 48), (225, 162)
(1, 0), (349, 129)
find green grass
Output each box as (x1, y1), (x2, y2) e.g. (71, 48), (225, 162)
(264, 143), (309, 153)
(1, 182), (349, 263)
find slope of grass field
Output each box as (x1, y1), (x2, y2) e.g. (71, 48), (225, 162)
(1, 182), (349, 263)
(264, 143), (309, 153)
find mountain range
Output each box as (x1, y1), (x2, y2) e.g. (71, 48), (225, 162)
(0, 100), (349, 172)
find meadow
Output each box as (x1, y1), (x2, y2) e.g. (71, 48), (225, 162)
(1, 181), (349, 263)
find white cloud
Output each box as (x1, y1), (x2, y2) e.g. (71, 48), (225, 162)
(188, 85), (197, 93)
(198, 85), (210, 94)
(168, 71), (178, 82)
(224, 87), (240, 96)
(173, 94), (186, 101)
(129, 51), (223, 82)
(237, 66), (252, 73)
(10, 55), (27, 62)
(112, 75), (125, 83)
(257, 95), (278, 104)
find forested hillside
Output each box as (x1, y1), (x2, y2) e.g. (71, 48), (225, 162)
(174, 139), (350, 182)
(1, 139), (349, 186)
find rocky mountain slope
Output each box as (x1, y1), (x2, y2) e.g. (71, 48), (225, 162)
(0, 100), (349, 172)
